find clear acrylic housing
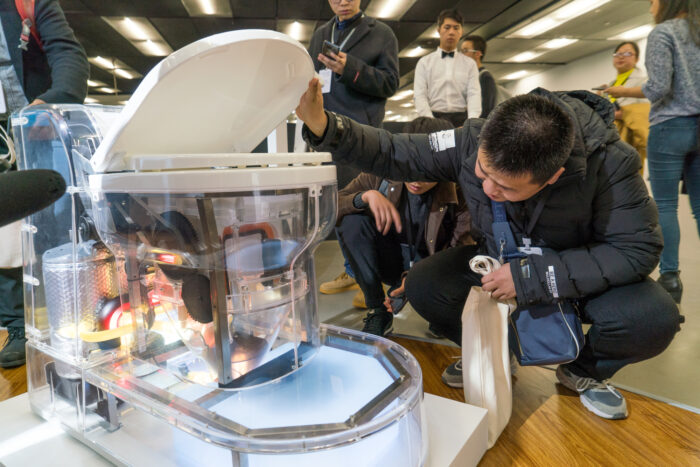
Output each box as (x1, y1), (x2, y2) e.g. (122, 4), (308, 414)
(16, 104), (426, 466)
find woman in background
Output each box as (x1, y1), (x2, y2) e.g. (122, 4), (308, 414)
(607, 0), (700, 304)
(599, 41), (649, 172)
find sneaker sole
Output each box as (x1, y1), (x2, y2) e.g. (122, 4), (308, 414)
(557, 367), (628, 420)
(441, 376), (463, 389)
(319, 283), (360, 295)
(0, 359), (26, 368)
(579, 396), (628, 420)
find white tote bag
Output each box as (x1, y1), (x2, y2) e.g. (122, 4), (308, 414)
(461, 255), (516, 448)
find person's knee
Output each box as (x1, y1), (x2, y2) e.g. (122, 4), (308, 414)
(337, 214), (374, 242)
(627, 284), (680, 356)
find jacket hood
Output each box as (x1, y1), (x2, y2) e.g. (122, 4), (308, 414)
(529, 87), (620, 183)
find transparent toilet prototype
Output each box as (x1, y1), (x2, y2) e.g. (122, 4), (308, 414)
(17, 30), (426, 466)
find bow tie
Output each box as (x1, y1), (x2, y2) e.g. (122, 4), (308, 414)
(441, 51), (455, 59)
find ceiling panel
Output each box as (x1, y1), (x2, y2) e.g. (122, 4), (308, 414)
(231, 0), (277, 18)
(63, 0), (653, 106)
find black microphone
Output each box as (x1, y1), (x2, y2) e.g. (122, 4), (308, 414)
(0, 169), (67, 228)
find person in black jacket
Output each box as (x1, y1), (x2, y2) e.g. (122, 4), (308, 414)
(0, 0), (88, 368)
(310, 0), (400, 299)
(296, 78), (681, 421)
(308, 0), (399, 188)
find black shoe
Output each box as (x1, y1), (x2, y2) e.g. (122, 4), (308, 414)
(361, 308), (393, 336)
(426, 323), (445, 339)
(0, 327), (27, 368)
(658, 271), (683, 304)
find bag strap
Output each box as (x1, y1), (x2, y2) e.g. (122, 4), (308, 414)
(15, 0), (43, 50)
(491, 201), (523, 263)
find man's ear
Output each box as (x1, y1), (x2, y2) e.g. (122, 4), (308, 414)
(546, 167), (566, 185)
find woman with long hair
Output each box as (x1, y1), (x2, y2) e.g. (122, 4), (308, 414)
(607, 0), (700, 304)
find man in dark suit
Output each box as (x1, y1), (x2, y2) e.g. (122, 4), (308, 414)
(310, 0), (400, 297)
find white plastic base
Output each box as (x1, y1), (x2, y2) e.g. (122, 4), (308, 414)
(0, 393), (488, 467)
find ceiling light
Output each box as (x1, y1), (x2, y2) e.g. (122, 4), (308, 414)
(540, 38), (579, 49)
(89, 57), (142, 78)
(102, 17), (173, 57)
(289, 22), (303, 41)
(389, 89), (413, 101)
(278, 20), (316, 44)
(180, 0), (232, 17)
(503, 70), (529, 80)
(84, 97), (98, 103)
(386, 110), (394, 115)
(122, 17), (150, 40)
(139, 39), (172, 57)
(505, 51), (544, 63)
(114, 69), (134, 79)
(400, 103), (413, 108)
(508, 0), (611, 38)
(366, 0), (418, 20)
(98, 87), (118, 94)
(608, 24), (654, 41)
(87, 80), (104, 87)
(93, 56), (114, 69)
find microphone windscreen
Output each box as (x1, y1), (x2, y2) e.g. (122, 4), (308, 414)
(0, 169), (67, 228)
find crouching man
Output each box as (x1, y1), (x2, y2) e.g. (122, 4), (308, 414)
(296, 79), (681, 420)
(337, 117), (473, 336)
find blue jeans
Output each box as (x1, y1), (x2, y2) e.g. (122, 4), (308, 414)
(647, 116), (700, 274)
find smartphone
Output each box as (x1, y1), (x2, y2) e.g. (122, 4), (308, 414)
(322, 40), (341, 58)
(591, 86), (607, 91)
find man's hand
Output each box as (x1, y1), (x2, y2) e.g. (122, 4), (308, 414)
(614, 109), (623, 120)
(295, 78), (328, 137)
(362, 190), (402, 235)
(383, 276), (406, 313)
(317, 51), (347, 76)
(481, 265), (516, 300)
(29, 98), (46, 106)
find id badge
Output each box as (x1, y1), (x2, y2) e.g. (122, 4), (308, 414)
(319, 68), (332, 94)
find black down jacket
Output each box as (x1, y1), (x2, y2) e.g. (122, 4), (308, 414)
(306, 87), (663, 306)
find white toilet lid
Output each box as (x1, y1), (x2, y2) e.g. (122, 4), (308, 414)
(90, 30), (315, 173)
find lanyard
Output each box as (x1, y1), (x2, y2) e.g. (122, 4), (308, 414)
(491, 188), (551, 263)
(331, 14), (362, 52)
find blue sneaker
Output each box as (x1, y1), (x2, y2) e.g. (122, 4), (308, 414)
(556, 365), (628, 420)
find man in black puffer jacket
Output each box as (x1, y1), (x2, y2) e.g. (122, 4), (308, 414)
(297, 79), (681, 421)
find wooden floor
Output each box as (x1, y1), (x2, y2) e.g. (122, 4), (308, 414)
(2, 330), (700, 465)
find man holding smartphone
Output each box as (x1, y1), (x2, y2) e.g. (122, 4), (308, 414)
(310, 0), (400, 297)
(308, 0), (399, 187)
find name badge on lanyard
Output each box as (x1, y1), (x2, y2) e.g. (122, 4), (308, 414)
(319, 68), (332, 94)
(320, 18), (360, 95)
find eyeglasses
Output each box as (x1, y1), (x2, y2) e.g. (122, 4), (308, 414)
(613, 52), (635, 58)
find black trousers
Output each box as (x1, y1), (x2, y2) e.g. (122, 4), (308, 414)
(432, 111), (468, 128)
(0, 267), (24, 329)
(336, 214), (409, 309)
(405, 245), (681, 381)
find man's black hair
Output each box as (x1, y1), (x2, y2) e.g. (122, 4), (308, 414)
(462, 35), (487, 58)
(403, 116), (454, 134)
(438, 9), (463, 27)
(480, 94), (575, 185)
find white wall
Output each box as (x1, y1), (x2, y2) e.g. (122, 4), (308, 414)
(506, 39), (647, 95)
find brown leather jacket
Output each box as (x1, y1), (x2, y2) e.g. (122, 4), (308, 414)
(337, 173), (474, 255)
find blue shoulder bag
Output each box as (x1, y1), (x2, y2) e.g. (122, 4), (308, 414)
(491, 199), (585, 366)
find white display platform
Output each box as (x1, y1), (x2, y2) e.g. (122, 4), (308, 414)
(0, 393), (488, 467)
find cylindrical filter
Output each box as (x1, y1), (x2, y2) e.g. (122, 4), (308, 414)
(42, 240), (125, 376)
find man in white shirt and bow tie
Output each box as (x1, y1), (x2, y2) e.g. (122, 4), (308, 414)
(413, 9), (481, 127)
